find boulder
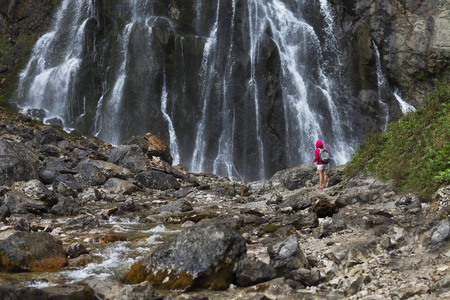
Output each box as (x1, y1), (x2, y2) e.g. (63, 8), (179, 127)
(2, 190), (47, 215)
(77, 159), (133, 179)
(324, 237), (380, 268)
(7, 216), (30, 232)
(122, 223), (247, 291)
(13, 179), (55, 205)
(135, 171), (180, 190)
(268, 235), (310, 277)
(84, 278), (124, 300)
(0, 140), (40, 186)
(235, 258), (277, 287)
(155, 199), (193, 213)
(428, 219), (450, 250)
(0, 284), (94, 300)
(123, 133), (173, 165)
(279, 191), (313, 211)
(103, 178), (139, 195)
(35, 126), (63, 144)
(53, 174), (82, 193)
(0, 230), (67, 272)
(288, 212), (319, 229)
(108, 145), (153, 173)
(288, 267), (321, 286)
(65, 242), (89, 259)
(76, 163), (107, 186)
(270, 165), (316, 190)
(113, 281), (155, 300)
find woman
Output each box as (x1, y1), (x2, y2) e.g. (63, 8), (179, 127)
(312, 140), (330, 189)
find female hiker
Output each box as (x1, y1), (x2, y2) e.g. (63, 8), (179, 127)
(312, 139), (331, 189)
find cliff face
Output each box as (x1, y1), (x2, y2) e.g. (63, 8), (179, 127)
(1, 0), (448, 105)
(0, 0), (59, 86)
(335, 0), (450, 107)
(0, 0), (448, 181)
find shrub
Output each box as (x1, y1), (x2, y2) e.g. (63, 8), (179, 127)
(344, 81), (450, 200)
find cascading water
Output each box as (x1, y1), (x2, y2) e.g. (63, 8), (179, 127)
(13, 0), (409, 181)
(394, 88), (416, 114)
(17, 0), (94, 130)
(373, 41), (391, 130)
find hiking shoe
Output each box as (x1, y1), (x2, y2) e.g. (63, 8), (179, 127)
(318, 187), (323, 190)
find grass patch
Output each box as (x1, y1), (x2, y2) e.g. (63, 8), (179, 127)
(344, 81), (450, 200)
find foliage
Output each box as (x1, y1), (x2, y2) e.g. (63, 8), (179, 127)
(344, 81), (450, 200)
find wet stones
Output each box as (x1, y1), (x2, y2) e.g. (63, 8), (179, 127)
(65, 242), (89, 259)
(122, 223), (247, 291)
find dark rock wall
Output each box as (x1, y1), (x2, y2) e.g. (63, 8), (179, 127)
(1, 0), (448, 180)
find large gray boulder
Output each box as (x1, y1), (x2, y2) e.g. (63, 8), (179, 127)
(270, 165), (316, 190)
(0, 140), (40, 186)
(0, 284), (94, 300)
(268, 235), (310, 277)
(135, 171), (180, 190)
(235, 258), (277, 287)
(122, 223), (247, 291)
(108, 145), (152, 174)
(0, 230), (67, 272)
(77, 159), (133, 180)
(2, 190), (47, 215)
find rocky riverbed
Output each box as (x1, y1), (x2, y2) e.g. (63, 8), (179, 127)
(0, 111), (449, 300)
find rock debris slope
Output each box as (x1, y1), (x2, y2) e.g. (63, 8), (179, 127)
(0, 112), (448, 300)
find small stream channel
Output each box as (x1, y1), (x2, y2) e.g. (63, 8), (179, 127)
(0, 194), (184, 288)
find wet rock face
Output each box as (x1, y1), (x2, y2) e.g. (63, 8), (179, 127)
(336, 0), (450, 106)
(123, 222), (247, 291)
(0, 0), (57, 81)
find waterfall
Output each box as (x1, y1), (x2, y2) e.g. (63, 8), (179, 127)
(373, 41), (390, 130)
(394, 88), (416, 114)
(190, 1), (221, 174)
(161, 70), (181, 165)
(17, 0), (94, 130)
(14, 0), (401, 181)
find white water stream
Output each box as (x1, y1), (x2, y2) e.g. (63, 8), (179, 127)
(14, 0), (415, 181)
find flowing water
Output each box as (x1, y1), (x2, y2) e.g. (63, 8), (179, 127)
(14, 0), (408, 181)
(0, 201), (182, 287)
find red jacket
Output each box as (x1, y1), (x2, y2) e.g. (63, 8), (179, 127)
(313, 140), (330, 165)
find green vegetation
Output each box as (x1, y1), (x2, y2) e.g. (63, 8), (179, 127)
(344, 81), (450, 200)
